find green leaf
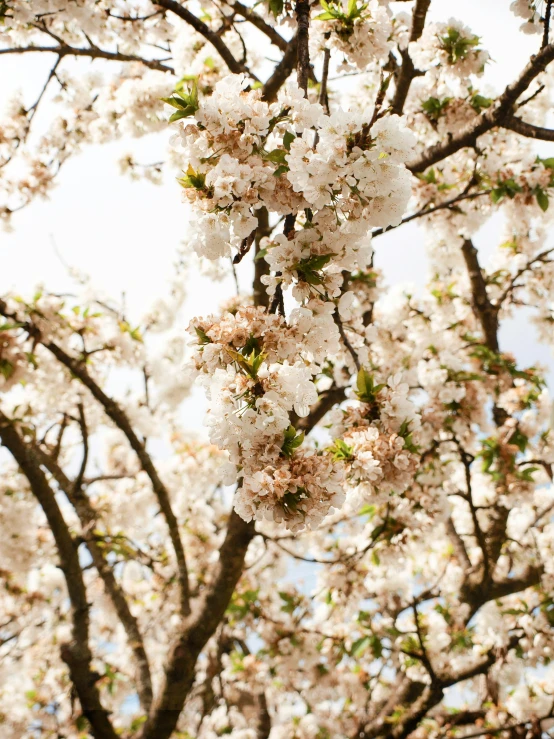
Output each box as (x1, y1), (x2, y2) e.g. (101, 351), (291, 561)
(165, 79), (199, 122)
(470, 93), (493, 112)
(508, 427), (528, 453)
(226, 347), (267, 380)
(279, 591), (300, 614)
(161, 96), (187, 110)
(268, 0), (284, 16)
(370, 523), (386, 541)
(0, 322), (24, 331)
(491, 177), (523, 204)
(398, 419), (419, 454)
(265, 148), (288, 164)
(254, 247), (269, 261)
(178, 165), (206, 190)
(194, 326), (212, 345)
(355, 368), (385, 404)
(358, 504), (376, 519)
(283, 131), (295, 151)
(421, 96), (451, 122)
(540, 156), (554, 170)
(536, 187), (549, 212)
(327, 438), (354, 461)
(273, 164), (290, 177)
(518, 466), (538, 482)
(439, 27), (481, 65)
(293, 253), (334, 286)
(281, 426), (305, 458)
(169, 107), (197, 122)
(75, 716), (90, 731)
(351, 635), (371, 657)
(0, 359), (14, 380)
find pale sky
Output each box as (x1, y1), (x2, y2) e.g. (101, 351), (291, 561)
(1, 0), (553, 403)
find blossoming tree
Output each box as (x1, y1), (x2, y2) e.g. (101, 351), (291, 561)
(2, 0), (554, 737)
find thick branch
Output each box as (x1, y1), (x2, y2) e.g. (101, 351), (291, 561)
(295, 385), (347, 434)
(253, 208), (272, 308)
(262, 35), (298, 102)
(0, 412), (118, 739)
(232, 1), (288, 50)
(445, 516), (472, 571)
(461, 239), (499, 352)
(390, 0), (431, 115)
(139, 509), (255, 739)
(36, 445), (153, 713)
(504, 115), (554, 140)
(295, 0), (311, 95)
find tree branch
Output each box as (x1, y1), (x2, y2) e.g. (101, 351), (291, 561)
(409, 42), (554, 173)
(0, 299), (191, 618)
(0, 44), (173, 72)
(371, 189), (490, 239)
(262, 34), (298, 102)
(543, 0), (553, 49)
(139, 509), (255, 739)
(504, 114), (554, 140)
(0, 412), (118, 739)
(154, 0), (257, 79)
(390, 0), (431, 115)
(35, 443), (154, 713)
(232, 1), (288, 51)
(461, 239), (499, 353)
(295, 0), (311, 95)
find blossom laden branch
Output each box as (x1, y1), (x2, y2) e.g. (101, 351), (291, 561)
(409, 42), (554, 173)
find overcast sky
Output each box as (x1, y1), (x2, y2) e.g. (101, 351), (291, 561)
(1, 0), (553, 402)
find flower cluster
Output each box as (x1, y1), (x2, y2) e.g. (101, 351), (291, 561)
(327, 369), (421, 503)
(189, 304), (345, 529)
(173, 73), (414, 293)
(410, 19), (490, 84)
(510, 0), (543, 34)
(310, 0), (394, 71)
(0, 326), (29, 392)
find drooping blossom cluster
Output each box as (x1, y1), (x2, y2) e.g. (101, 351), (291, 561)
(410, 18), (490, 88)
(327, 370), (421, 505)
(188, 303), (347, 529)
(309, 0), (394, 71)
(510, 0), (543, 34)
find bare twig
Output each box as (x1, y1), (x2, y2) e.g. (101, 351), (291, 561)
(543, 0), (553, 49)
(155, 0), (257, 79)
(295, 0), (311, 95)
(504, 114), (554, 140)
(0, 44), (173, 72)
